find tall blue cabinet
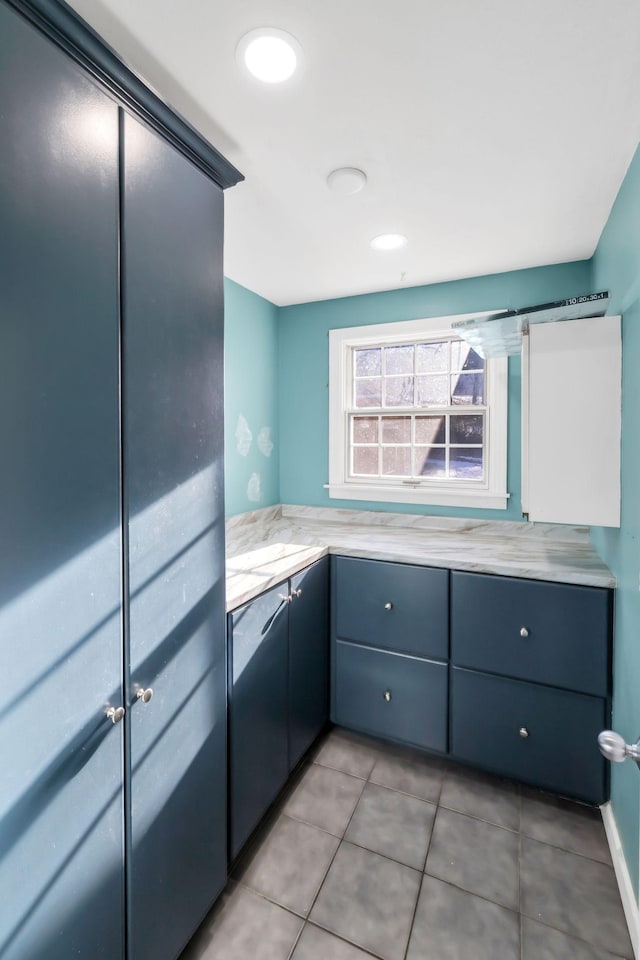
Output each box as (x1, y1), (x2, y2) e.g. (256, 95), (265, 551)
(0, 2), (241, 958)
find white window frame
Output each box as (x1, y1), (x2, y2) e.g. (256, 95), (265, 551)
(328, 313), (509, 510)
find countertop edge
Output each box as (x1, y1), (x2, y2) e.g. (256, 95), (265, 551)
(226, 542), (615, 612)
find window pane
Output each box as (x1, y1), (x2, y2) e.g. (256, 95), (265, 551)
(353, 447), (379, 475)
(414, 446), (446, 477)
(384, 377), (414, 407)
(381, 416), (410, 443)
(382, 446), (411, 476)
(451, 342), (484, 372)
(450, 414), (483, 445)
(416, 341), (448, 373)
(416, 375), (449, 406)
(415, 415), (446, 444)
(353, 416), (378, 443)
(355, 348), (381, 377)
(384, 344), (414, 375)
(451, 371), (485, 405)
(355, 378), (382, 407)
(450, 447), (483, 479)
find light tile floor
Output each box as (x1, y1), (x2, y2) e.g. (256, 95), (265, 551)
(181, 727), (632, 960)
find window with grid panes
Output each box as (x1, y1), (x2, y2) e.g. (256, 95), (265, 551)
(351, 339), (485, 481)
(328, 314), (508, 509)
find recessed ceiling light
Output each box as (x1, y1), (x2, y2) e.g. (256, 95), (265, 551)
(237, 28), (301, 84)
(370, 233), (408, 251)
(327, 167), (367, 195)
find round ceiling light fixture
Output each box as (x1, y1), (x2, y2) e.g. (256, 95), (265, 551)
(370, 233), (408, 251)
(237, 28), (301, 84)
(327, 167), (367, 195)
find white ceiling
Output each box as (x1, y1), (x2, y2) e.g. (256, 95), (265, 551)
(67, 0), (640, 306)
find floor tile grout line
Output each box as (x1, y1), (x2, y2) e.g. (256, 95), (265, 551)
(338, 835), (431, 875)
(437, 800), (520, 834)
(313, 757), (371, 781)
(296, 764), (378, 957)
(303, 921), (387, 960)
(401, 872), (426, 960)
(422, 863), (521, 916)
(400, 779), (443, 960)
(518, 830), (616, 868)
(520, 912), (635, 960)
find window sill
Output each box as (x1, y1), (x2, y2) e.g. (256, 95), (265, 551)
(327, 482), (510, 511)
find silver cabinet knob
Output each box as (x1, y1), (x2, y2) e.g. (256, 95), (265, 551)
(136, 687), (153, 704)
(519, 727), (529, 738)
(106, 706), (125, 724)
(384, 602), (393, 611)
(383, 690), (392, 702)
(292, 588), (302, 599)
(278, 593), (292, 603)
(520, 627), (529, 638)
(599, 730), (640, 766)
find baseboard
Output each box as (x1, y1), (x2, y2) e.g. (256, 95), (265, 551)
(601, 801), (640, 958)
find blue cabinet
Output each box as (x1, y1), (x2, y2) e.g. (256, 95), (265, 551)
(229, 558), (329, 860)
(289, 559), (331, 770)
(334, 642), (447, 751)
(0, 2), (239, 958)
(0, 5), (124, 957)
(449, 571), (611, 804)
(122, 113), (228, 960)
(332, 556), (612, 805)
(451, 668), (607, 803)
(451, 571), (611, 696)
(229, 584), (290, 860)
(334, 556), (448, 660)
(332, 556), (449, 752)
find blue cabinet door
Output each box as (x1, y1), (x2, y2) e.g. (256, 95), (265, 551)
(229, 585), (290, 859)
(451, 667), (607, 804)
(333, 641), (448, 752)
(122, 113), (227, 960)
(0, 5), (124, 958)
(333, 556), (449, 660)
(451, 572), (611, 696)
(289, 558), (330, 770)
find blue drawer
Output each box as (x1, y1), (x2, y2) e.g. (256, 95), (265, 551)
(450, 667), (607, 804)
(333, 556), (448, 660)
(451, 572), (611, 696)
(333, 640), (448, 752)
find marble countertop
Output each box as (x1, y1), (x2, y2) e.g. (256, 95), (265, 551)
(225, 505), (615, 611)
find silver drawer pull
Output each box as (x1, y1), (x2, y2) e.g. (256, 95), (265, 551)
(136, 687), (154, 704)
(106, 706), (125, 724)
(278, 593), (292, 603)
(383, 690), (392, 703)
(292, 588), (302, 598)
(520, 627), (529, 638)
(519, 726), (529, 739)
(384, 602), (393, 611)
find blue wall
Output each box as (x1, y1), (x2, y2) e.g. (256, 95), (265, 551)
(591, 143), (640, 896)
(224, 278), (279, 516)
(277, 261), (591, 519)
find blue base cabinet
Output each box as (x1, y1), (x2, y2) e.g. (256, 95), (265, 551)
(229, 558), (329, 860)
(331, 556), (612, 805)
(450, 571), (611, 805)
(331, 557), (449, 753)
(229, 584), (290, 861)
(289, 560), (331, 770)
